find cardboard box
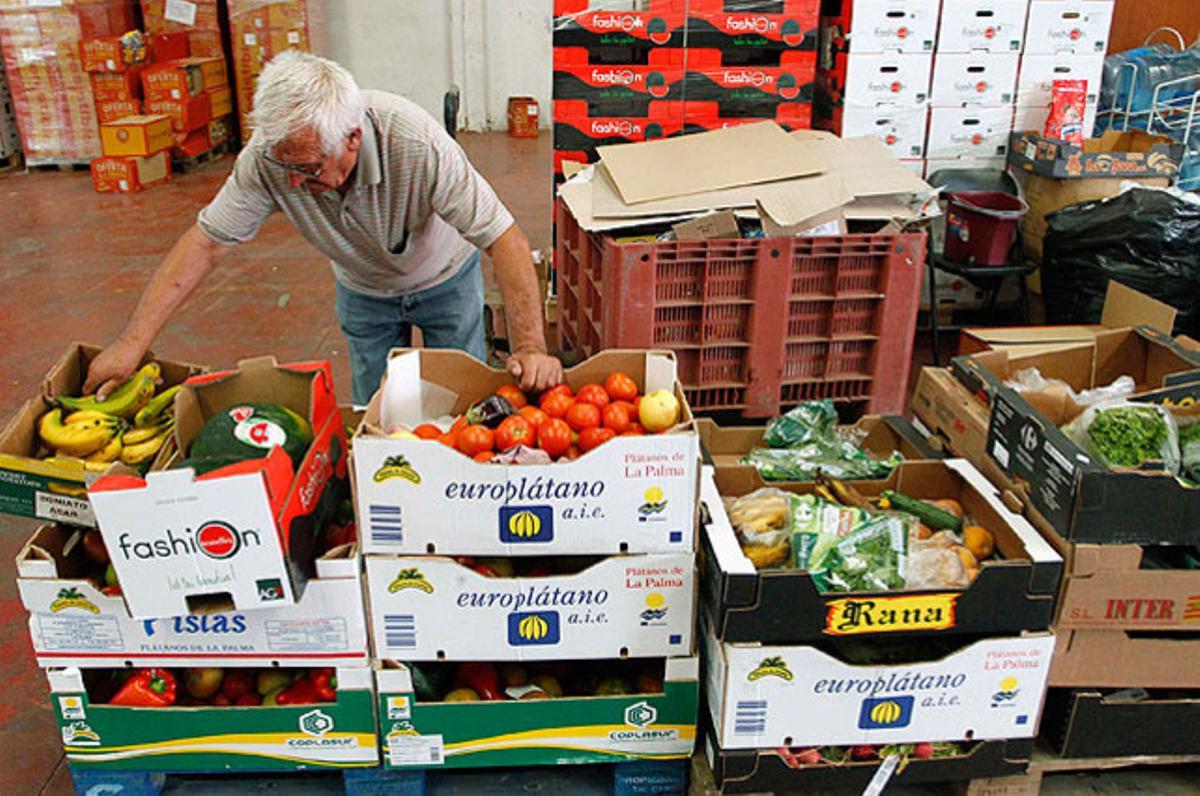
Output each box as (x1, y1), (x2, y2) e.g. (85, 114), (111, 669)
(926, 106), (1013, 162)
(936, 0), (1030, 54)
(17, 524), (369, 667)
(89, 358), (349, 618)
(186, 31), (224, 58)
(147, 32), (188, 62)
(94, 99), (141, 124)
(704, 619), (1055, 749)
(80, 36), (145, 73)
(956, 330), (1200, 544)
(1050, 630), (1200, 688)
(1042, 688), (1200, 757)
(826, 52), (933, 107)
(365, 553), (695, 662)
(375, 657), (698, 769)
(1011, 103), (1099, 153)
(823, 0), (940, 54)
(89, 151), (169, 192)
(146, 91), (211, 132)
(924, 156), (1008, 177)
(551, 4), (688, 51)
(834, 104), (929, 160)
(353, 350), (699, 556)
(909, 367), (1010, 490)
(90, 69), (142, 102)
(1009, 129), (1183, 180)
(99, 114), (174, 157)
(686, 3), (820, 51)
(702, 460), (1061, 644)
(1022, 0), (1114, 56)
(1015, 53), (1105, 110)
(142, 56), (226, 101)
(205, 84), (232, 118)
(704, 723), (1033, 793)
(173, 125), (212, 158)
(930, 52), (1019, 107)
(49, 666), (378, 770)
(0, 344), (206, 527)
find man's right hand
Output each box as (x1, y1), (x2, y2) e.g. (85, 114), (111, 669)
(83, 339), (147, 399)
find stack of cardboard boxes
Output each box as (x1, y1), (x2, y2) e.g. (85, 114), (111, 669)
(141, 54), (230, 160)
(353, 349), (700, 776)
(0, 0), (137, 165)
(7, 350), (381, 772)
(227, 0), (313, 139)
(552, 0), (820, 187)
(910, 283), (1200, 764)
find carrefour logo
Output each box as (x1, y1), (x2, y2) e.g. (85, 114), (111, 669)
(499, 505), (554, 543)
(858, 696), (914, 729)
(507, 611), (561, 646)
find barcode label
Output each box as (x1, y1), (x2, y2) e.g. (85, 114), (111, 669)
(734, 700), (768, 736)
(388, 733), (443, 767)
(384, 614), (417, 650)
(370, 504), (404, 544)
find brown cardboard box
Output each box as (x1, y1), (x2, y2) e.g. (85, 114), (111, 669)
(205, 84), (232, 118)
(1050, 630), (1200, 688)
(909, 366), (1009, 489)
(99, 114), (174, 157)
(90, 150), (170, 193)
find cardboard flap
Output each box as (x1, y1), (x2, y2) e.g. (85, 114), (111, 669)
(1100, 282), (1177, 334)
(672, 210), (741, 241)
(597, 122), (821, 205)
(755, 175), (853, 228)
(700, 467), (756, 576)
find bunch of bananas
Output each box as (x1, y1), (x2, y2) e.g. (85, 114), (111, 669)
(38, 363), (182, 472)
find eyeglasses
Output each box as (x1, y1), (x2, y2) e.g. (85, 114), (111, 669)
(263, 152), (325, 179)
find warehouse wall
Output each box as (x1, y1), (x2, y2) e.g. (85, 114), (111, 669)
(322, 0), (552, 132)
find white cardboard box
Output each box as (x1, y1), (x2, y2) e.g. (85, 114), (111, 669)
(705, 622), (1056, 748)
(838, 105), (929, 159)
(931, 52), (1020, 106)
(353, 349), (700, 556)
(937, 0), (1031, 54)
(1012, 100), (1099, 140)
(835, 0), (941, 54)
(365, 553), (695, 661)
(1023, 0), (1114, 55)
(925, 156), (1009, 178)
(836, 52), (934, 108)
(927, 106), (1014, 161)
(17, 525), (368, 668)
(1016, 53), (1106, 109)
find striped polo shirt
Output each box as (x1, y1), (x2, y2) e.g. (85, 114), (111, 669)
(197, 89), (515, 297)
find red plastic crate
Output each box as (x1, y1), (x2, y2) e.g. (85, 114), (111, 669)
(555, 197), (925, 417)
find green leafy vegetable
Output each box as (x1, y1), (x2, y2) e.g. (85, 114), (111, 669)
(1086, 405), (1169, 468)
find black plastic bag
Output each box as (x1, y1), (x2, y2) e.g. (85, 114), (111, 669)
(1041, 188), (1200, 336)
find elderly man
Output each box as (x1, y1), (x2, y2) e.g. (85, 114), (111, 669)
(84, 51), (561, 405)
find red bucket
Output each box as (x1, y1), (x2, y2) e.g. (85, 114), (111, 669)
(944, 191), (1028, 266)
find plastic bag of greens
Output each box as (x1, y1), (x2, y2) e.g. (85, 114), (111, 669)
(747, 401), (900, 482)
(810, 514), (910, 593)
(1062, 401), (1181, 473)
(763, 400), (840, 448)
(1178, 421), (1200, 483)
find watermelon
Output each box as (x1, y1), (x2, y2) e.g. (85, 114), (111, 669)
(188, 403), (314, 468)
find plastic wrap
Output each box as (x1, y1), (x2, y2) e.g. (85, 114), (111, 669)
(0, 0), (138, 164)
(742, 400), (901, 482)
(1062, 401), (1181, 473)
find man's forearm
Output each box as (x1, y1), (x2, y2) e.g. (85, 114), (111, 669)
(488, 224), (548, 354)
(120, 224), (224, 349)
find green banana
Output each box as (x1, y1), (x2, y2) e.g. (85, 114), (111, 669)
(120, 428), (170, 465)
(59, 363), (161, 419)
(134, 384), (181, 427)
(123, 421), (173, 446)
(38, 409), (121, 458)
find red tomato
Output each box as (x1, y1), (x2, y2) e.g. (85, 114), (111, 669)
(519, 405), (550, 428)
(565, 445), (582, 460)
(450, 416), (469, 435)
(622, 422), (645, 436)
(601, 402), (631, 433)
(579, 426), (616, 452)
(540, 392), (573, 419)
(413, 423), (443, 440)
(495, 415), (535, 451)
(604, 372), (639, 402)
(496, 384), (528, 410)
(565, 401), (601, 432)
(437, 432), (458, 448)
(543, 383), (573, 402)
(575, 384), (610, 409)
(457, 425), (495, 456)
(537, 418), (572, 458)
(473, 451), (494, 463)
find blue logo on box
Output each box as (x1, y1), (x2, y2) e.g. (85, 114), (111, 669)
(858, 696), (914, 730)
(499, 505), (554, 543)
(507, 611), (561, 646)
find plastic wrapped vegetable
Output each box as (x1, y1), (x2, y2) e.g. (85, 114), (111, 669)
(1179, 421), (1200, 483)
(808, 514), (910, 593)
(723, 489), (792, 569)
(763, 401), (839, 448)
(1062, 402), (1180, 473)
(745, 401), (901, 482)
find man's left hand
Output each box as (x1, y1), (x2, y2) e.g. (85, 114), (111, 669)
(507, 349), (563, 393)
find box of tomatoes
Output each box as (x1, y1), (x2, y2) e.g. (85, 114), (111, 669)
(353, 349), (700, 556)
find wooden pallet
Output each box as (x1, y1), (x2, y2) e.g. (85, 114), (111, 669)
(70, 758), (688, 795)
(171, 141), (232, 173)
(26, 159), (88, 173)
(959, 748), (1200, 795)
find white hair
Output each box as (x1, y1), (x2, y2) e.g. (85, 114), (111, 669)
(250, 51), (365, 154)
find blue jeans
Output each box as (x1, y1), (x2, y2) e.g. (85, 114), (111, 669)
(335, 252), (486, 405)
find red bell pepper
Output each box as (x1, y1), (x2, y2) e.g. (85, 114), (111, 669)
(454, 662), (501, 701)
(275, 676), (321, 706)
(110, 668), (177, 707)
(311, 668), (337, 702)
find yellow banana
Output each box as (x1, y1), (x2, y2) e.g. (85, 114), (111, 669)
(38, 409), (120, 458)
(120, 429), (170, 465)
(122, 421), (172, 446)
(64, 409), (120, 426)
(59, 363), (161, 419)
(84, 436), (123, 464)
(134, 385), (181, 427)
